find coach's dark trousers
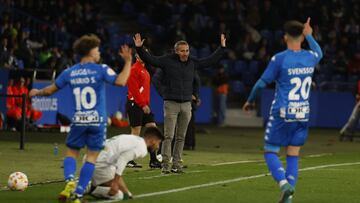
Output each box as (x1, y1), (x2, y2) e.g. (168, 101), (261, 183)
(162, 101), (192, 169)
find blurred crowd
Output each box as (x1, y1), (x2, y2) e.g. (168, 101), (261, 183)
(0, 0), (122, 75)
(120, 0), (360, 91)
(1, 0), (360, 91)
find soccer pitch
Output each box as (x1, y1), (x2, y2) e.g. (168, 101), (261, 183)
(0, 126), (360, 203)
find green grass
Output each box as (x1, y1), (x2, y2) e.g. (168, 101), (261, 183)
(0, 126), (360, 203)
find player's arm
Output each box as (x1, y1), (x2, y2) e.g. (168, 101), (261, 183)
(29, 70), (69, 98)
(242, 55), (280, 111)
(109, 174), (132, 199)
(242, 80), (267, 111)
(29, 83), (59, 98)
(303, 17), (323, 59)
(113, 150), (138, 197)
(114, 45), (132, 86)
(133, 33), (162, 68)
(196, 34), (226, 68)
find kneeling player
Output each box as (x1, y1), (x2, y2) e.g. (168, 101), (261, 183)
(88, 127), (164, 200)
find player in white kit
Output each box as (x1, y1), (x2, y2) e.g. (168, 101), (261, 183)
(88, 127), (163, 200)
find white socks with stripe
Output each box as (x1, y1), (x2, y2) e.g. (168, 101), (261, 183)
(91, 186), (124, 200)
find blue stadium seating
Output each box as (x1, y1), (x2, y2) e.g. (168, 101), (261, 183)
(331, 74), (347, 82)
(241, 71), (256, 86)
(190, 47), (198, 58)
(137, 13), (152, 27)
(232, 60), (248, 75)
(348, 75), (359, 83)
(231, 80), (246, 94)
(314, 74), (330, 85)
(219, 59), (233, 70)
(198, 46), (211, 58)
(248, 60), (260, 75)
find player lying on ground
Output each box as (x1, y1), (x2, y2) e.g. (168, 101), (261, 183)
(86, 127), (164, 200)
(243, 18), (322, 203)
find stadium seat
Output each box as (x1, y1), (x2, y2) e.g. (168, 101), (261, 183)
(331, 74), (346, 82)
(314, 74), (330, 85)
(107, 23), (120, 37)
(16, 59), (24, 69)
(319, 63), (335, 74)
(219, 59), (233, 70)
(320, 82), (348, 92)
(232, 60), (248, 75)
(241, 71), (256, 86)
(198, 46), (211, 58)
(137, 13), (152, 27)
(122, 1), (135, 16)
(230, 80), (246, 94)
(152, 25), (165, 38)
(190, 47), (198, 58)
(347, 75), (359, 83)
(343, 83), (357, 92)
(248, 60), (260, 75)
(260, 29), (273, 40)
(274, 30), (284, 42)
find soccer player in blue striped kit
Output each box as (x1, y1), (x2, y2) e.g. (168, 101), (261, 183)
(243, 18), (322, 203)
(29, 34), (132, 203)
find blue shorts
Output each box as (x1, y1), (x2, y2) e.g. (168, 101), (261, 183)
(66, 123), (107, 151)
(264, 117), (309, 147)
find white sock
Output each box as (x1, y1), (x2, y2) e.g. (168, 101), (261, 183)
(91, 186), (124, 200)
(279, 180), (288, 188)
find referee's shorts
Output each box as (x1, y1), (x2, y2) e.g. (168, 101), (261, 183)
(126, 100), (155, 127)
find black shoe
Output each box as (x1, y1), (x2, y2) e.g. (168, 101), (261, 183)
(149, 160), (162, 169)
(126, 160), (142, 168)
(161, 167), (171, 174)
(171, 166), (184, 174)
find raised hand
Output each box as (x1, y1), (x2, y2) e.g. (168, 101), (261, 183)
(221, 33), (226, 47)
(133, 33), (145, 47)
(118, 45), (132, 62)
(303, 17), (313, 36)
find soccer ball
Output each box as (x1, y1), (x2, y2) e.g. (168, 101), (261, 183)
(8, 172), (29, 191)
(114, 111), (123, 120)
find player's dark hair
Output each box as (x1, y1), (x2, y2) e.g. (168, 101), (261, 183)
(144, 127), (164, 141)
(284, 21), (304, 38)
(73, 34), (101, 57)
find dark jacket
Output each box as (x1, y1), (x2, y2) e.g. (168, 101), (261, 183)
(136, 46), (224, 102)
(153, 68), (201, 98)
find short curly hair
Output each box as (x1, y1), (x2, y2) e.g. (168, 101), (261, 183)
(73, 34), (101, 57)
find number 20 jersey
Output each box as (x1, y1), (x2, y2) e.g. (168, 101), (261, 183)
(55, 63), (117, 125)
(261, 49), (321, 122)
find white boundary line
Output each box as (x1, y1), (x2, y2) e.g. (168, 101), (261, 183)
(210, 153), (333, 167)
(93, 161), (360, 203)
(138, 170), (206, 180)
(211, 160), (263, 166)
(306, 153), (333, 158)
